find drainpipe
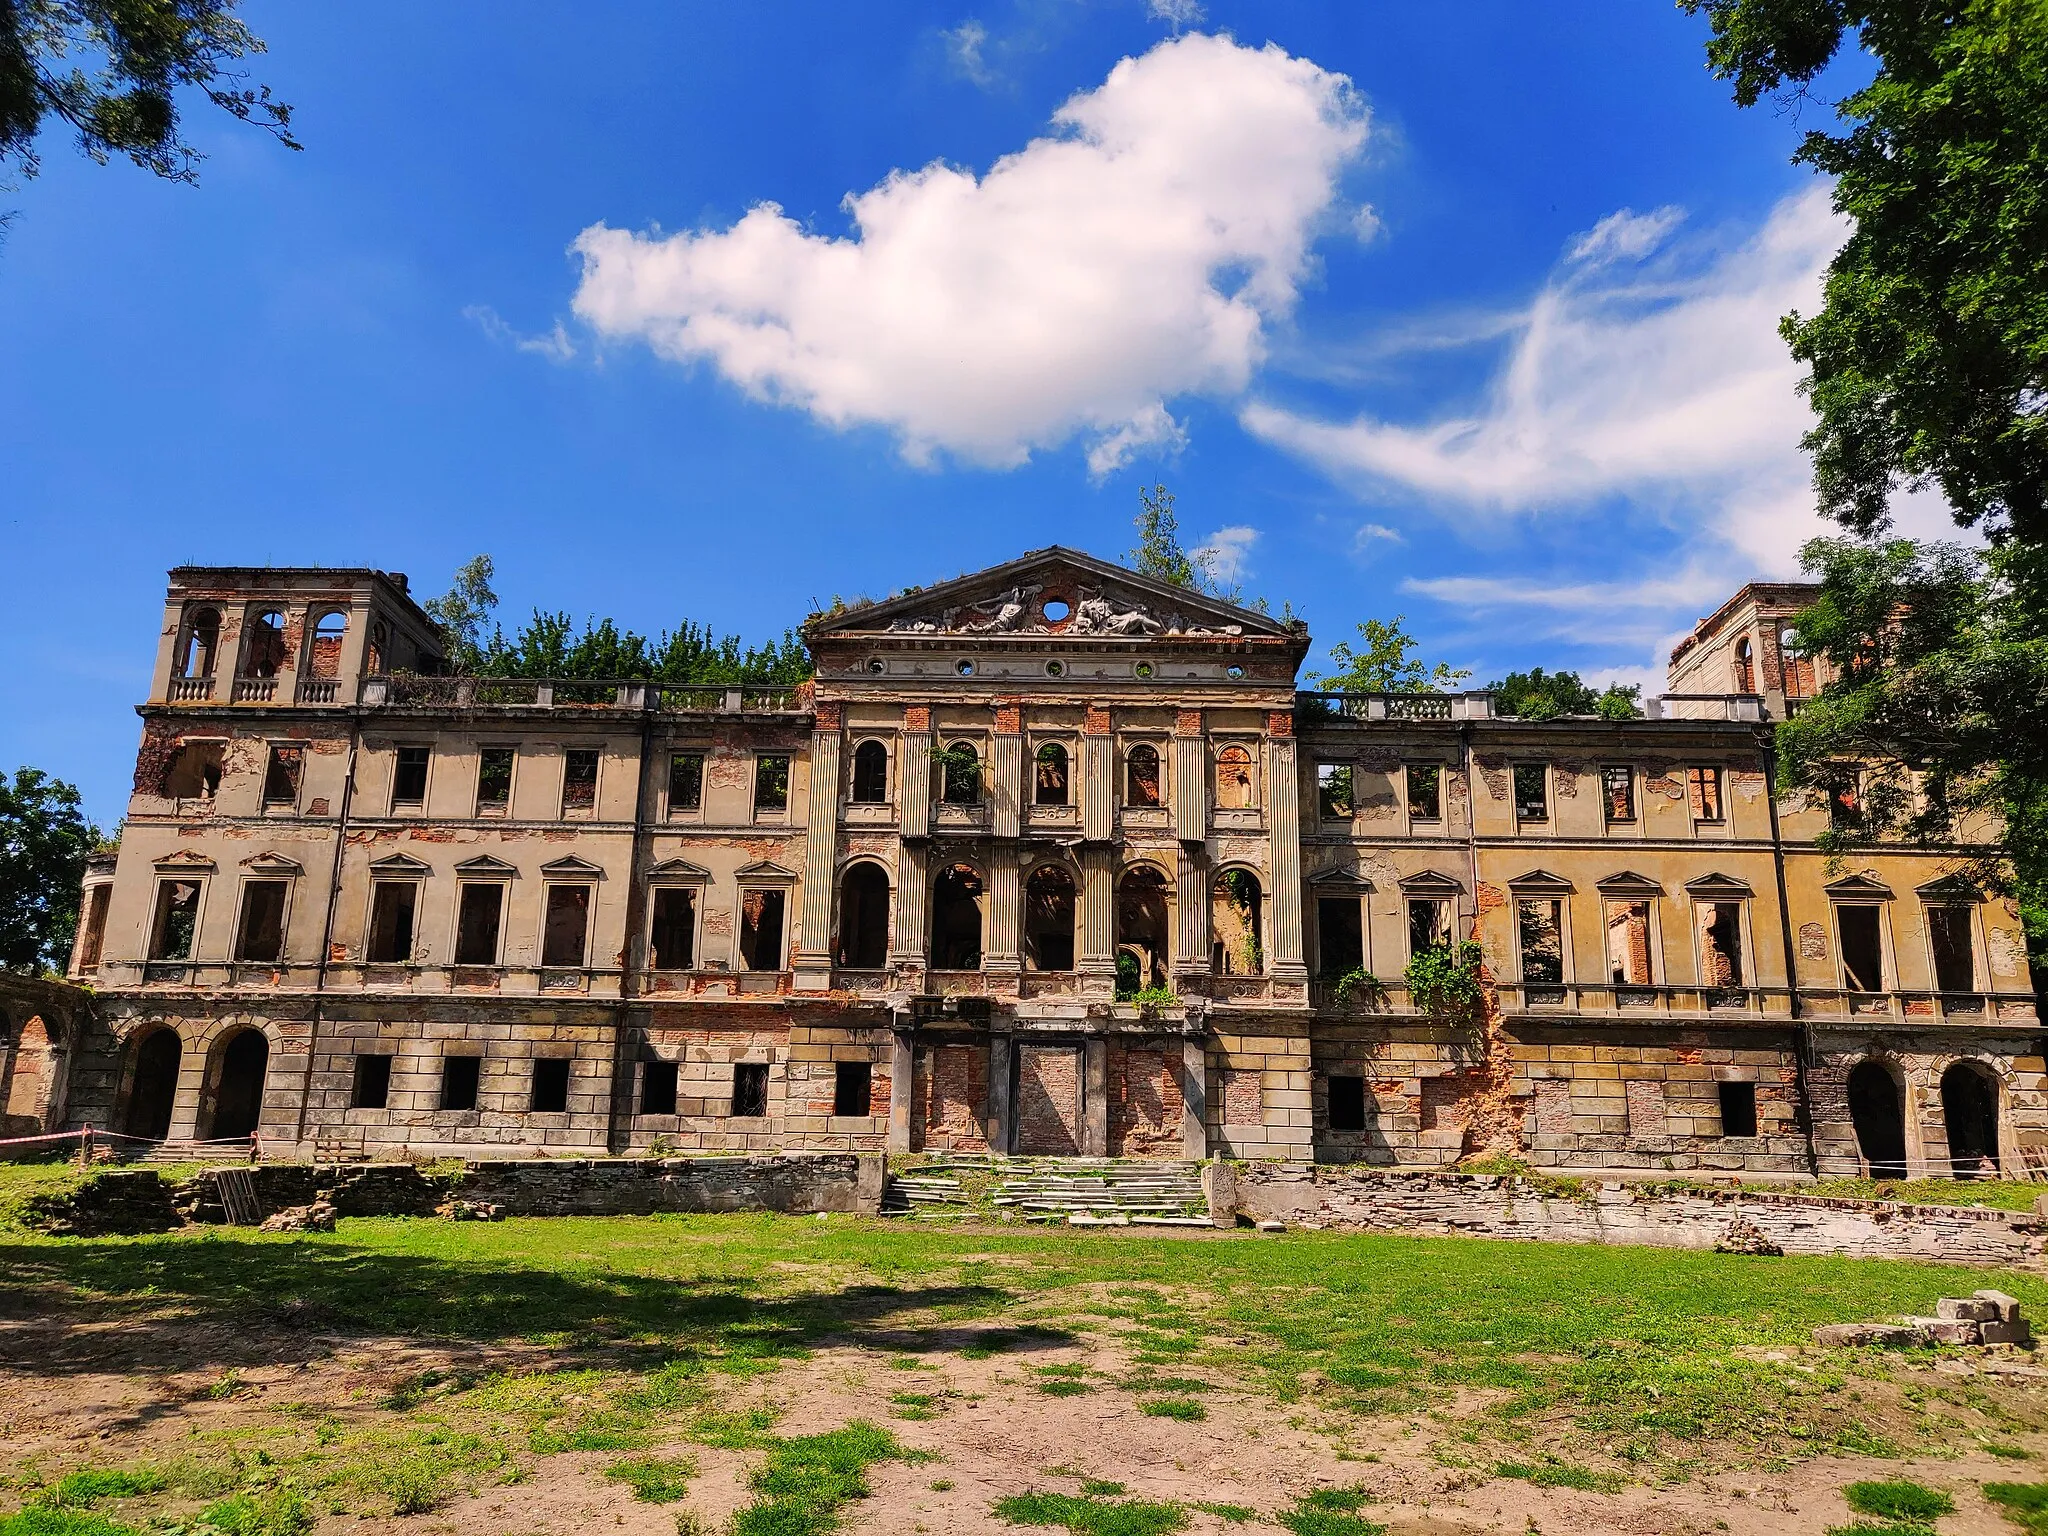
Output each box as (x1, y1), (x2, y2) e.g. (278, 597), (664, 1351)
(299, 704), (362, 1147)
(1760, 726), (1818, 1176)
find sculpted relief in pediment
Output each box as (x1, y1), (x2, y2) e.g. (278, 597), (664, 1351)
(883, 581), (1243, 638)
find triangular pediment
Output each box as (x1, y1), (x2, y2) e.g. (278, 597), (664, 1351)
(1684, 871), (1754, 898)
(1308, 865), (1374, 889)
(1595, 870), (1664, 896)
(153, 849), (217, 873)
(240, 852), (305, 876)
(648, 857), (712, 882)
(368, 853), (432, 876)
(540, 855), (605, 879)
(1398, 869), (1465, 895)
(1915, 873), (1982, 901)
(1507, 868), (1574, 894)
(1826, 872), (1894, 900)
(454, 855), (519, 878)
(735, 859), (798, 882)
(802, 546), (1296, 641)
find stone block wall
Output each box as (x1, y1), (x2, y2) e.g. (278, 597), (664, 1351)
(1208, 1026), (1311, 1158)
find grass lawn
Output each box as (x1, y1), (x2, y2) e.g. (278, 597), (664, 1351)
(3, 1208), (2045, 1532)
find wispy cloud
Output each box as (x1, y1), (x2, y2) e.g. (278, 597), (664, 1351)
(1147, 0), (1205, 34)
(1353, 521), (1403, 555)
(1194, 524), (1258, 582)
(943, 20), (996, 88)
(1398, 567), (1732, 613)
(464, 304), (575, 363)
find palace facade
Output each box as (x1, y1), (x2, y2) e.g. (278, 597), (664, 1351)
(13, 548), (2042, 1177)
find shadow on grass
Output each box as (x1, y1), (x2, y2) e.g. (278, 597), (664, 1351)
(0, 1236), (1059, 1378)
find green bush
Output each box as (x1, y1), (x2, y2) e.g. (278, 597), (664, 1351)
(1402, 941), (1485, 1021)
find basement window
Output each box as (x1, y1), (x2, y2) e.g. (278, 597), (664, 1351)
(1328, 1075), (1367, 1133)
(562, 749), (599, 814)
(439, 1055), (482, 1112)
(1717, 1081), (1758, 1138)
(834, 1061), (873, 1118)
(530, 1057), (571, 1114)
(640, 1060), (679, 1116)
(262, 745), (304, 807)
(731, 1063), (769, 1118)
(351, 1054), (393, 1110)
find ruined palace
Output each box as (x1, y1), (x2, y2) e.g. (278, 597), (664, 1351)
(13, 548), (2042, 1178)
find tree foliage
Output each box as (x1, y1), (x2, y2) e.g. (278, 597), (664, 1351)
(0, 766), (99, 973)
(1308, 615), (1471, 693)
(422, 555), (810, 686)
(1683, 0), (2047, 542)
(1486, 668), (1643, 720)
(1128, 483), (1206, 592)
(1, 0), (297, 194)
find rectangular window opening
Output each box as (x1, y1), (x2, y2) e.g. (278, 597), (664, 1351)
(1717, 1080), (1758, 1138)
(149, 880), (202, 961)
(392, 746), (430, 806)
(754, 755), (791, 815)
(1405, 763), (1441, 821)
(1829, 774), (1865, 831)
(366, 880), (418, 964)
(530, 1057), (571, 1114)
(739, 888), (786, 971)
(1316, 896), (1365, 979)
(833, 1061), (873, 1118)
(1605, 899), (1652, 986)
(439, 1054), (482, 1112)
(650, 886), (697, 971)
(1688, 765), (1724, 822)
(1328, 1074), (1367, 1133)
(541, 884), (592, 968)
(1602, 765), (1635, 822)
(731, 1062), (769, 1118)
(668, 751), (704, 814)
(77, 884), (110, 970)
(641, 1059), (679, 1116)
(235, 879), (289, 964)
(262, 745), (304, 807)
(562, 749), (600, 814)
(1512, 763), (1549, 823)
(1838, 904), (1885, 992)
(1700, 901), (1745, 987)
(1034, 744), (1070, 806)
(454, 883), (505, 966)
(351, 1053), (393, 1111)
(476, 747), (514, 812)
(1317, 762), (1354, 820)
(1408, 898), (1451, 957)
(1929, 905), (1976, 993)
(1517, 897), (1564, 985)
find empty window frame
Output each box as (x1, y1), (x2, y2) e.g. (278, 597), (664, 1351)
(177, 607), (220, 678)
(1602, 765), (1635, 822)
(940, 742), (981, 806)
(1407, 898), (1451, 957)
(1405, 763), (1441, 821)
(1718, 1080), (1758, 1137)
(1034, 742), (1070, 806)
(262, 745), (304, 807)
(1516, 898), (1565, 985)
(476, 748), (515, 813)
(754, 754), (791, 815)
(731, 1062), (769, 1117)
(640, 1060), (679, 1116)
(1688, 765), (1724, 822)
(1697, 901), (1745, 987)
(439, 1055), (482, 1112)
(1928, 905), (1977, 993)
(306, 611), (347, 679)
(1210, 870), (1264, 977)
(1215, 744), (1256, 809)
(1328, 1074), (1367, 1133)
(1779, 622), (1816, 698)
(235, 880), (290, 964)
(241, 607), (287, 679)
(149, 879), (202, 961)
(1317, 762), (1354, 820)
(541, 884), (592, 968)
(1604, 899), (1653, 986)
(1734, 637), (1756, 695)
(162, 741), (224, 798)
(649, 886), (697, 971)
(76, 884), (110, 971)
(850, 740), (889, 803)
(667, 751), (704, 815)
(1512, 763), (1549, 823)
(1124, 743), (1162, 807)
(738, 887), (787, 971)
(1317, 896), (1365, 979)
(391, 746), (430, 807)
(1023, 865), (1075, 972)
(530, 1057), (571, 1114)
(562, 749), (600, 814)
(1837, 904), (1886, 992)
(366, 880), (418, 963)
(833, 1061), (873, 1118)
(1828, 772), (1865, 831)
(454, 882), (505, 966)
(351, 1053), (393, 1110)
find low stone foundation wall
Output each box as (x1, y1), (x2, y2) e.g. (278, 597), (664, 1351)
(1221, 1163), (2047, 1266)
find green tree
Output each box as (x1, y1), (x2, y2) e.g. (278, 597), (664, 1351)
(423, 554), (500, 674)
(1683, 0), (2047, 543)
(1128, 483), (1205, 591)
(0, 766), (100, 973)
(1308, 616), (1471, 693)
(1, 0), (297, 196)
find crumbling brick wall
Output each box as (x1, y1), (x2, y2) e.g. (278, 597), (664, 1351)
(1108, 1045), (1184, 1157)
(912, 1044), (988, 1152)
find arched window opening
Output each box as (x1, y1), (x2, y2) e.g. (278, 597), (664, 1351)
(1211, 870), (1264, 976)
(1779, 622), (1816, 699)
(307, 611), (348, 679)
(177, 609), (220, 679)
(838, 862), (891, 968)
(241, 608), (287, 679)
(1035, 742), (1070, 806)
(850, 741), (889, 804)
(205, 1029), (268, 1141)
(940, 742), (981, 806)
(1125, 744), (1161, 807)
(1025, 866), (1076, 972)
(367, 621), (389, 675)
(1116, 866), (1171, 994)
(3, 1017), (54, 1127)
(1941, 1062), (1999, 1178)
(1216, 745), (1255, 809)
(932, 864), (984, 969)
(123, 1030), (182, 1141)
(1847, 1060), (1907, 1179)
(1733, 637), (1755, 694)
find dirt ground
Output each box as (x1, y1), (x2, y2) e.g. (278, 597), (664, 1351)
(5, 1281), (2045, 1536)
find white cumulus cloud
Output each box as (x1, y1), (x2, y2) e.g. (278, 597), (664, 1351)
(571, 34), (1368, 472)
(1193, 524), (1258, 583)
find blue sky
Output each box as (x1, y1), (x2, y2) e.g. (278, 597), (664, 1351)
(1, 1), (1886, 826)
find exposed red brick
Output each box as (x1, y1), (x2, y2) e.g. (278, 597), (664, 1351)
(994, 703), (1022, 733)
(904, 705), (932, 732)
(814, 701), (843, 730)
(1265, 710), (1293, 739)
(1015, 1045), (1080, 1154)
(1175, 710), (1203, 736)
(1108, 1045), (1183, 1156)
(1083, 706), (1112, 736)
(912, 1045), (987, 1152)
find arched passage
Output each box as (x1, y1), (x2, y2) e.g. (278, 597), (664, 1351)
(123, 1030), (182, 1141)
(931, 864), (984, 970)
(205, 1030), (268, 1141)
(1941, 1062), (2000, 1178)
(1116, 866), (1171, 993)
(1847, 1060), (1908, 1179)
(1211, 869), (1264, 976)
(1024, 865), (1076, 972)
(837, 862), (891, 968)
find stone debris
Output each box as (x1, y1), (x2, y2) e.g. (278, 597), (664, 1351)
(1815, 1289), (2032, 1349)
(436, 1199), (504, 1222)
(1256, 1219), (1287, 1233)
(259, 1199), (337, 1233)
(1713, 1216), (1783, 1256)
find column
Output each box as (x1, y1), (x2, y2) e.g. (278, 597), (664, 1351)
(986, 713), (1023, 973)
(889, 1026), (915, 1152)
(1081, 706), (1114, 842)
(892, 841), (929, 972)
(899, 706), (932, 840)
(1181, 1032), (1210, 1158)
(986, 860), (1021, 973)
(991, 714), (1023, 840)
(1175, 845), (1208, 985)
(1080, 844), (1116, 980)
(794, 706), (842, 989)
(1083, 1036), (1109, 1155)
(1266, 717), (1306, 982)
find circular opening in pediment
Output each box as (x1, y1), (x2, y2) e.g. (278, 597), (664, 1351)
(1134, 661), (1155, 680)
(956, 659), (976, 676)
(1045, 660), (1066, 678)
(1042, 598), (1071, 623)
(866, 658), (885, 674)
(1227, 664), (1245, 679)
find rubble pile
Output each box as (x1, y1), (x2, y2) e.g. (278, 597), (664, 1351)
(1814, 1289), (2032, 1349)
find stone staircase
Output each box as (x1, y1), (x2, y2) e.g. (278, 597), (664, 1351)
(135, 1138), (256, 1166)
(880, 1157), (1211, 1225)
